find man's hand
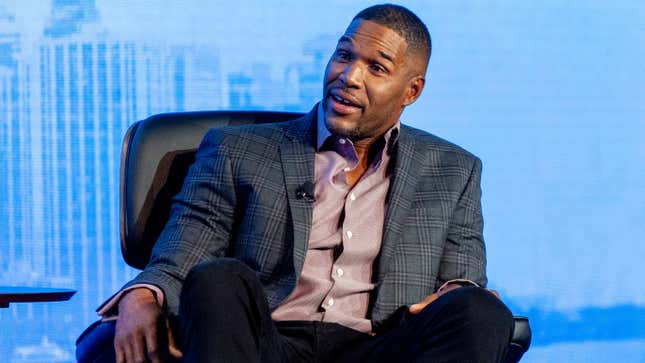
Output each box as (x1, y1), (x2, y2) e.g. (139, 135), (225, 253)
(408, 284), (500, 314)
(409, 283), (462, 314)
(114, 288), (164, 363)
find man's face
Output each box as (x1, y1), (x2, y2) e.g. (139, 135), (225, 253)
(322, 19), (424, 142)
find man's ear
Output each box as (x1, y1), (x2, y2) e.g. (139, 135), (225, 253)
(403, 76), (425, 106)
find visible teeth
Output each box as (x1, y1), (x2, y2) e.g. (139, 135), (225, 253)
(333, 95), (352, 105)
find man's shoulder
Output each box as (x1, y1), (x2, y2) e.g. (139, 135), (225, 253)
(201, 117), (305, 151)
(401, 124), (480, 163)
(210, 119), (296, 140)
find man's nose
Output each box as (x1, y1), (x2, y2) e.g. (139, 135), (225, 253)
(339, 62), (362, 88)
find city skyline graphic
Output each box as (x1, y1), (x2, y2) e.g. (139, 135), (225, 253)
(1, 1), (644, 362)
(0, 2), (326, 361)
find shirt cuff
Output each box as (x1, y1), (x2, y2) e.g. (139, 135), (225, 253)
(437, 279), (479, 292)
(98, 284), (165, 320)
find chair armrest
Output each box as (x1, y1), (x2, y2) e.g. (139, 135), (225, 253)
(505, 316), (531, 362)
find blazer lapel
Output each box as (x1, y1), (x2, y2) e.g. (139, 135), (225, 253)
(375, 126), (423, 282)
(279, 109), (316, 277)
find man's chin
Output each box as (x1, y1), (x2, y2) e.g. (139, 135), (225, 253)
(324, 117), (362, 140)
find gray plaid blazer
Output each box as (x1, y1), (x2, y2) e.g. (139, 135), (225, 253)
(125, 107), (487, 329)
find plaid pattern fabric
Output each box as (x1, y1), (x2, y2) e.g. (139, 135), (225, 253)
(122, 107), (486, 328)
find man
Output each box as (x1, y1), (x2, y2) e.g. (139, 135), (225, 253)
(80, 4), (513, 363)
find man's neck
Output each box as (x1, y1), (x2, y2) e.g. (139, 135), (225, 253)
(316, 102), (399, 187)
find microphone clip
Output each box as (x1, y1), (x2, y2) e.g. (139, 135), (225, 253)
(296, 182), (316, 203)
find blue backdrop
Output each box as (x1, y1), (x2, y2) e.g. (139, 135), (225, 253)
(0, 1), (644, 362)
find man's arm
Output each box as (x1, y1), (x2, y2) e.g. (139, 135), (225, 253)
(126, 128), (238, 314)
(113, 129), (239, 362)
(437, 156), (487, 287)
(409, 156), (487, 314)
(97, 284), (165, 320)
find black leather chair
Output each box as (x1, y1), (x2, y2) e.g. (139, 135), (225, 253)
(95, 110), (531, 361)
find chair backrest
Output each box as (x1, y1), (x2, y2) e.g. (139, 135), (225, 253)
(120, 111), (304, 269)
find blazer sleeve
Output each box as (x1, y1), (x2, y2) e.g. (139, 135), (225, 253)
(436, 157), (487, 288)
(121, 129), (238, 315)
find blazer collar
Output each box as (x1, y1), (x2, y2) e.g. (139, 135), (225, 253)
(280, 105), (317, 278)
(284, 105), (317, 145)
(375, 126), (423, 282)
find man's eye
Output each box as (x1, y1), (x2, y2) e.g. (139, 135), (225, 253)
(370, 64), (385, 73)
(335, 50), (350, 60)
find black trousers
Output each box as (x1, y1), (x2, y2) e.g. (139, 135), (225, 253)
(178, 258), (514, 363)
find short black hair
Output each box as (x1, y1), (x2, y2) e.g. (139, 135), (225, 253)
(353, 4), (431, 66)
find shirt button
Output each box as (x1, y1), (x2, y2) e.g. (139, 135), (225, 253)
(328, 298), (334, 306)
(349, 193), (356, 201)
(346, 230), (353, 239)
(338, 139), (346, 144)
(337, 268), (344, 277)
(343, 167), (351, 172)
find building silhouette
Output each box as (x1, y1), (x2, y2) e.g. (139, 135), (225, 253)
(0, 0), (326, 359)
(1, 3), (223, 361)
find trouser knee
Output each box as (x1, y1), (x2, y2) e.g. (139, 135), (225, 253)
(178, 258), (271, 362)
(405, 287), (514, 362)
(180, 258), (258, 311)
(184, 258), (254, 291)
(436, 286), (514, 338)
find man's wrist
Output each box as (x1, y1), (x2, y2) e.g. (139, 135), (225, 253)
(119, 287), (157, 306)
(98, 284), (165, 319)
(437, 279), (479, 292)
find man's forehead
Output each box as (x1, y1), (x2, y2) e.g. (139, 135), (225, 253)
(339, 19), (408, 57)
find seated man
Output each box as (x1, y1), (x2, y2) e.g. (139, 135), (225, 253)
(79, 4), (513, 363)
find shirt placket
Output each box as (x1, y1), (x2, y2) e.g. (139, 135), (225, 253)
(320, 146), (382, 317)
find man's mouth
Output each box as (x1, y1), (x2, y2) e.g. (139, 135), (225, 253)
(332, 94), (359, 107)
(328, 91), (363, 114)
